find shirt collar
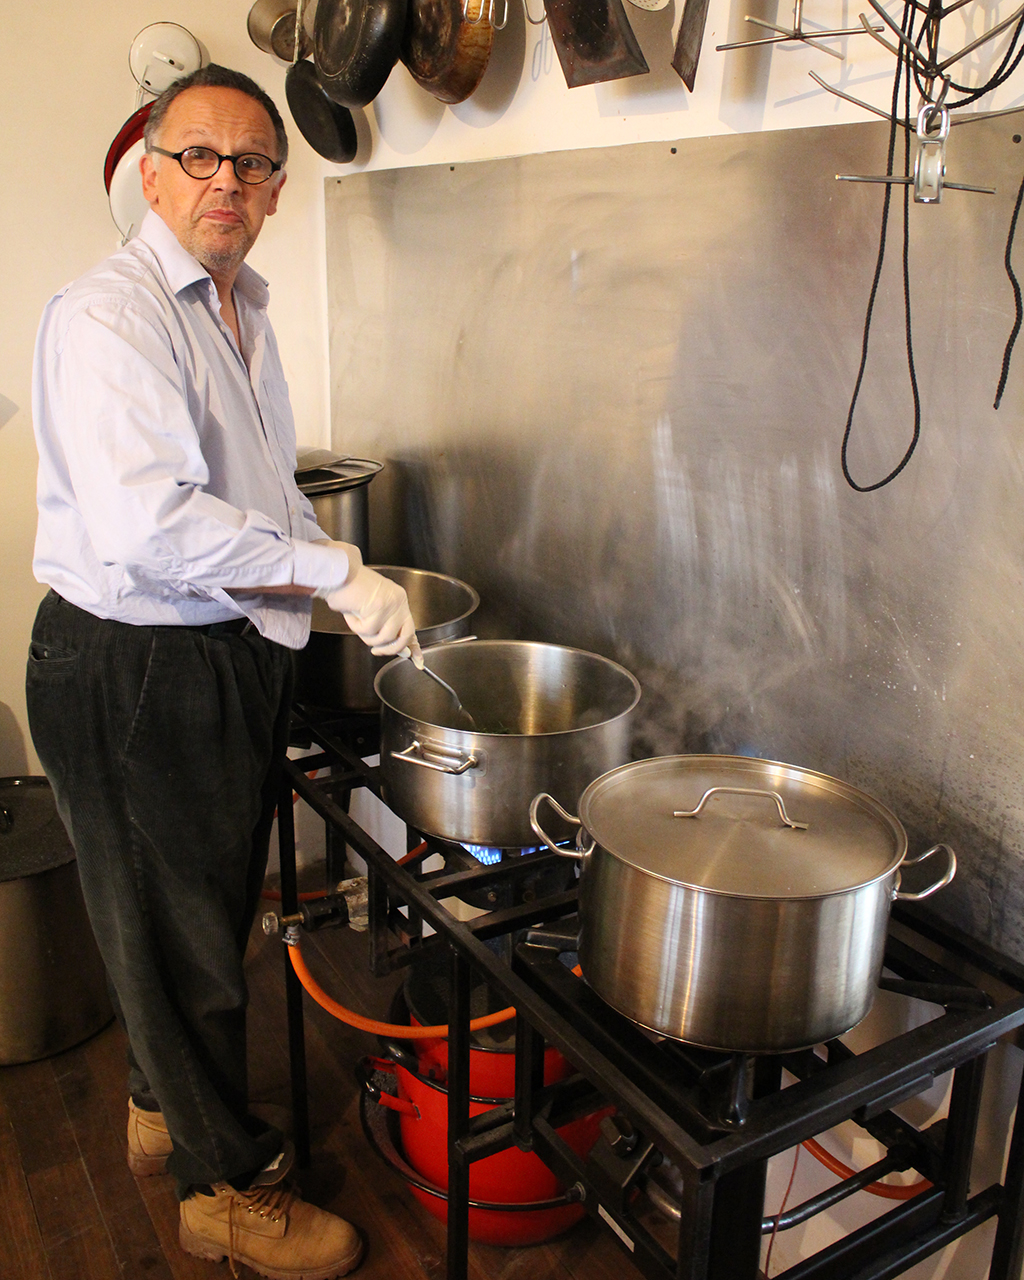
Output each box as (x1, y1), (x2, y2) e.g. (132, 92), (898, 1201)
(138, 209), (270, 310)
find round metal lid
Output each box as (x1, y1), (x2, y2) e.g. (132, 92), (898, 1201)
(294, 454), (383, 495)
(577, 755), (907, 898)
(0, 777), (76, 883)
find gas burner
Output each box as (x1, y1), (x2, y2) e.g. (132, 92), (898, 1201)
(277, 707), (1024, 1280)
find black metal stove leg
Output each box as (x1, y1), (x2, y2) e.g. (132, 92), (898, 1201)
(447, 947), (472, 1280)
(277, 769), (311, 1168)
(941, 1055), (987, 1221)
(990, 1049), (1024, 1280)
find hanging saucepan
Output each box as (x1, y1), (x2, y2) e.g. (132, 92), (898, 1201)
(285, 59), (358, 162)
(542, 0), (649, 88)
(248, 0), (314, 59)
(314, 0), (408, 107)
(530, 755), (957, 1054)
(400, 0), (495, 105)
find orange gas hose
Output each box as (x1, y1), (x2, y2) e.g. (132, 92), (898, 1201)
(288, 941), (517, 1039)
(801, 1137), (932, 1199)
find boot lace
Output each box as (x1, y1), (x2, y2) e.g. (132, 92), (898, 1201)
(225, 1182), (297, 1278)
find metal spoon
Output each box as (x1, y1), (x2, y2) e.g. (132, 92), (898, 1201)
(419, 663), (477, 730)
(401, 646), (477, 730)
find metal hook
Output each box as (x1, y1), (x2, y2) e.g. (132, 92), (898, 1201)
(808, 70), (908, 128)
(492, 0), (510, 29)
(523, 0), (547, 25)
(718, 0), (882, 58)
(463, 0), (488, 26)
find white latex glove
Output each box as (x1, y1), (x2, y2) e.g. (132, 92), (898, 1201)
(319, 566), (423, 664)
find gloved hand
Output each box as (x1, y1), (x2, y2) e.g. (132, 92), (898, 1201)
(319, 566), (423, 665)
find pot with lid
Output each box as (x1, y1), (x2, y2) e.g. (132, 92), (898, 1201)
(0, 777), (112, 1063)
(295, 449), (383, 553)
(530, 755), (956, 1053)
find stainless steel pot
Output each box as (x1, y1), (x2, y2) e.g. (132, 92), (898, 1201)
(376, 641), (641, 848)
(0, 778), (112, 1064)
(294, 566), (479, 712)
(294, 451), (383, 552)
(247, 0), (313, 60)
(530, 755), (956, 1053)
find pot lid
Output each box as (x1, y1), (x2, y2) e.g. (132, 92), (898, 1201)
(577, 755), (907, 898)
(294, 453), (383, 494)
(0, 777), (76, 883)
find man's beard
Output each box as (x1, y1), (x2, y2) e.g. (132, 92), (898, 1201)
(181, 215), (256, 277)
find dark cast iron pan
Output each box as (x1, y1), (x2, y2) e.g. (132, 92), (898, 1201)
(285, 59), (358, 162)
(543, 0), (649, 88)
(401, 0), (495, 105)
(314, 0), (408, 108)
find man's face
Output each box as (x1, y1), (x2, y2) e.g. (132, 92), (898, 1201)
(140, 86), (286, 280)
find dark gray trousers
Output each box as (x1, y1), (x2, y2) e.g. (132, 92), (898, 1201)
(26, 590), (292, 1197)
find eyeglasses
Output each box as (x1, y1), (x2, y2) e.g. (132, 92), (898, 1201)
(149, 145), (282, 185)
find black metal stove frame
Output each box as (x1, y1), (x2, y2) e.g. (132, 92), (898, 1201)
(277, 705), (1024, 1280)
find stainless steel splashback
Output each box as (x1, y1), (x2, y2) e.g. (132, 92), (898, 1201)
(325, 115), (1024, 959)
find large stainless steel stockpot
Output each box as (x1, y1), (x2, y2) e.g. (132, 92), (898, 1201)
(294, 451), (383, 551)
(295, 567), (479, 712)
(530, 755), (956, 1053)
(376, 641), (641, 848)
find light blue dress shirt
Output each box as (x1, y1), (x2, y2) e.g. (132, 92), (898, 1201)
(32, 210), (348, 650)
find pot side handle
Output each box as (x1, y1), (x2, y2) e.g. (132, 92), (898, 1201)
(529, 793), (593, 860)
(893, 843), (957, 901)
(390, 740), (478, 775)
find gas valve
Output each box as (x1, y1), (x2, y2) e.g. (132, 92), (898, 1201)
(262, 875), (369, 938)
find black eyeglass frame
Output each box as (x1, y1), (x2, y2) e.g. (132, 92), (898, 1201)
(148, 145), (283, 185)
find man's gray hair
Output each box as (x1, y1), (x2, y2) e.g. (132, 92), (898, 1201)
(143, 64), (288, 166)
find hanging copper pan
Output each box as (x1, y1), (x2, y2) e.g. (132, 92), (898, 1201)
(401, 0), (495, 104)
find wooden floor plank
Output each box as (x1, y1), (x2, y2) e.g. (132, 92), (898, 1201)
(55, 1041), (177, 1280)
(0, 1054), (78, 1177)
(43, 1224), (119, 1280)
(0, 1084), (52, 1280)
(27, 1159), (104, 1251)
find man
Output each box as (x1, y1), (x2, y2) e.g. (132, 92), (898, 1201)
(26, 65), (416, 1279)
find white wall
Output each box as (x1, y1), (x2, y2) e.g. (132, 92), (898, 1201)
(1, 0), (1017, 773)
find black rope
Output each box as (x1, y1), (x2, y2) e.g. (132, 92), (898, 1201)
(994, 160), (1024, 409)
(842, 3), (923, 492)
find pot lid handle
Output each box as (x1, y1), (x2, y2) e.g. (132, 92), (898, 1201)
(673, 787), (809, 830)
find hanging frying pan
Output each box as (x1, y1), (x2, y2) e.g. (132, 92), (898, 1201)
(103, 104), (152, 194)
(104, 104), (154, 242)
(542, 0), (648, 88)
(108, 141), (150, 241)
(313, 0), (408, 108)
(285, 58), (359, 161)
(400, 0), (495, 105)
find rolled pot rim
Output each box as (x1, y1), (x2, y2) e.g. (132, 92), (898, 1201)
(394, 1056), (516, 1106)
(310, 565), (480, 638)
(375, 639), (642, 739)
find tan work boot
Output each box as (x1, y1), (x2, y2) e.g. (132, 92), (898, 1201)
(127, 1099), (172, 1176)
(179, 1147), (363, 1280)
